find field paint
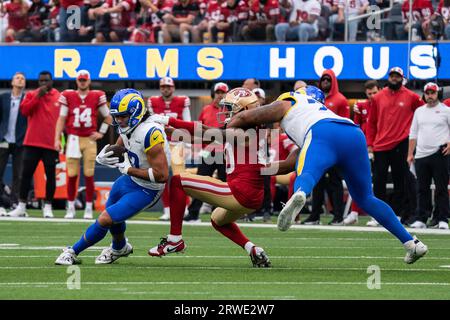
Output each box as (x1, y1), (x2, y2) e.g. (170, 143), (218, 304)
(440, 265), (450, 268)
(1, 216), (449, 235)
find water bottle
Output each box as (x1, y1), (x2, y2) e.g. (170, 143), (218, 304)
(182, 30), (190, 44)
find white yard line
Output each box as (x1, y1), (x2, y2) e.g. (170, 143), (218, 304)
(1, 217), (449, 235)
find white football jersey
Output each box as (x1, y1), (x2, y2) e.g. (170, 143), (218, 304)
(120, 118), (169, 190)
(278, 91), (353, 148)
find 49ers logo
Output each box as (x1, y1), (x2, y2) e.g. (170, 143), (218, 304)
(230, 88), (252, 97)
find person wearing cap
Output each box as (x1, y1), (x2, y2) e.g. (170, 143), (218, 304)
(183, 82), (229, 222)
(407, 82), (450, 230)
(7, 71), (60, 218)
(0, 72), (27, 215)
(365, 67), (423, 227)
(148, 77), (191, 221)
(53, 70), (112, 219)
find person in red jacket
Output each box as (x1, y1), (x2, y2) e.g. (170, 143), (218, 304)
(7, 71), (60, 218)
(366, 67), (423, 226)
(302, 69), (349, 225)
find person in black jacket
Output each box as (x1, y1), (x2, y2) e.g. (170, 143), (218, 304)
(0, 72), (27, 212)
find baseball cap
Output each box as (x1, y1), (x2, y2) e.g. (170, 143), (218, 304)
(159, 77), (174, 87)
(253, 88), (266, 99)
(388, 67), (404, 77)
(424, 82), (439, 93)
(76, 70), (90, 80)
(214, 82), (229, 93)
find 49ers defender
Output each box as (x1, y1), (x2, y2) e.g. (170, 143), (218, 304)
(54, 70), (112, 219)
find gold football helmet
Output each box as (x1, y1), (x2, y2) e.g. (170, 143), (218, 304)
(217, 87), (259, 124)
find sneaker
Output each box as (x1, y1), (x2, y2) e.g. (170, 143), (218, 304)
(366, 218), (379, 227)
(159, 208), (170, 221)
(438, 221), (449, 230)
(328, 217), (344, 226)
(83, 207), (93, 220)
(343, 211), (358, 225)
(0, 207), (7, 216)
(404, 236), (428, 264)
(249, 246), (271, 268)
(183, 212), (201, 223)
(55, 247), (81, 265)
(43, 206), (54, 218)
(64, 207), (76, 219)
(301, 215), (320, 225)
(95, 242), (133, 264)
(278, 191), (306, 231)
(148, 237), (186, 257)
(7, 206), (28, 217)
(408, 220), (427, 229)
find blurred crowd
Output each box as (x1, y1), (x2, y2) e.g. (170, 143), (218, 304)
(1, 0), (450, 43)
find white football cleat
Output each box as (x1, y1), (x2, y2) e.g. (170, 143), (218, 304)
(7, 206), (28, 217)
(404, 236), (428, 264)
(159, 208), (170, 221)
(43, 205), (54, 218)
(277, 190), (306, 231)
(438, 221), (449, 230)
(55, 247), (81, 265)
(249, 246), (271, 268)
(343, 211), (358, 225)
(366, 218), (379, 227)
(409, 220), (427, 229)
(83, 207), (93, 220)
(64, 207), (76, 219)
(95, 242), (133, 264)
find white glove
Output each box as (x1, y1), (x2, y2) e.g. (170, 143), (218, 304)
(115, 152), (132, 175)
(96, 144), (119, 168)
(149, 114), (170, 125)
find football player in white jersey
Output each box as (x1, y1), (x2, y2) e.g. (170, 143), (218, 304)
(227, 86), (428, 265)
(55, 89), (169, 265)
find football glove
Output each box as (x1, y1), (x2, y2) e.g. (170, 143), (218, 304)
(96, 144), (119, 168)
(115, 152), (132, 175)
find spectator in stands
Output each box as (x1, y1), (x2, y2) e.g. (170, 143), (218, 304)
(22, 0), (50, 42)
(319, 0), (337, 40)
(242, 78), (260, 91)
(294, 80), (307, 90)
(59, 0), (84, 42)
(401, 0), (434, 41)
(344, 80), (380, 225)
(437, 0), (450, 39)
(77, 0), (104, 42)
(279, 0), (293, 22)
(160, 0), (199, 43)
(407, 82), (450, 230)
(91, 0), (135, 42)
(1, 0), (29, 42)
(366, 67), (423, 226)
(212, 0), (249, 42)
(7, 71), (60, 218)
(275, 0), (321, 42)
(190, 0), (222, 43)
(41, 0), (60, 42)
(241, 0), (280, 41)
(302, 69), (348, 225)
(329, 0), (368, 41)
(0, 72), (27, 214)
(184, 82), (229, 222)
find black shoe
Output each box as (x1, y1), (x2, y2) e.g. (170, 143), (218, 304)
(302, 215), (320, 225)
(427, 219), (439, 228)
(183, 212), (201, 223)
(328, 217), (344, 226)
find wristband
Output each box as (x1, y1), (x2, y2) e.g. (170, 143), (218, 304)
(99, 122), (109, 134)
(148, 168), (156, 182)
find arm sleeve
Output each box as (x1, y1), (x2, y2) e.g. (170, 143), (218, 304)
(409, 111), (419, 139)
(20, 91), (40, 117)
(60, 105), (69, 117)
(98, 105), (110, 117)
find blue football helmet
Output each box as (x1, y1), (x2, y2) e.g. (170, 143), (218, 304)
(110, 88), (146, 134)
(304, 85), (325, 104)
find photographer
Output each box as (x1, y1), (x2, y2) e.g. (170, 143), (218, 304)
(407, 83), (450, 230)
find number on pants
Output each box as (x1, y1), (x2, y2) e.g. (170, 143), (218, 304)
(73, 108), (92, 128)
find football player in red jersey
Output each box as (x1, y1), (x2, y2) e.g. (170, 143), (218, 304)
(54, 70), (112, 219)
(148, 88), (277, 267)
(147, 77), (191, 221)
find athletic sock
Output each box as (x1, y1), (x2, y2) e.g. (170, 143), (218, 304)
(169, 175), (187, 235)
(211, 219), (249, 248)
(72, 220), (109, 255)
(84, 176), (95, 203)
(244, 241), (255, 254)
(67, 176), (78, 201)
(168, 234), (182, 242)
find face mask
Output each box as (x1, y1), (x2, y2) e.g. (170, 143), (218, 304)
(388, 81), (402, 91)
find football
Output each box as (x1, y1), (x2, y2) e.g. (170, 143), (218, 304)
(105, 144), (126, 163)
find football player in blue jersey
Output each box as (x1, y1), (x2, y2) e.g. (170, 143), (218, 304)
(55, 88), (170, 265)
(227, 86), (428, 264)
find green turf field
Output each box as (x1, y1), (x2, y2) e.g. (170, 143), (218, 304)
(1, 210), (450, 300)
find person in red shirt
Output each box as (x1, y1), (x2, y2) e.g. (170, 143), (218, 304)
(213, 0), (250, 42)
(7, 71), (60, 218)
(401, 0), (434, 40)
(344, 80), (380, 225)
(191, 0), (224, 43)
(148, 77), (191, 220)
(241, 0), (279, 41)
(1, 0), (29, 42)
(366, 67), (423, 226)
(184, 82), (229, 222)
(92, 0), (135, 42)
(54, 70), (112, 220)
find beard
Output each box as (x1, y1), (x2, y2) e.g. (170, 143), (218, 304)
(387, 81), (402, 91)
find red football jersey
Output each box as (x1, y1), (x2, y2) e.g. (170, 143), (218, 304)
(402, 0), (434, 23)
(149, 0), (175, 28)
(224, 130), (266, 210)
(219, 0), (250, 23)
(205, 0), (223, 22)
(5, 2), (29, 31)
(59, 90), (108, 137)
(269, 133), (296, 162)
(147, 96), (190, 119)
(249, 0), (280, 22)
(103, 0), (135, 28)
